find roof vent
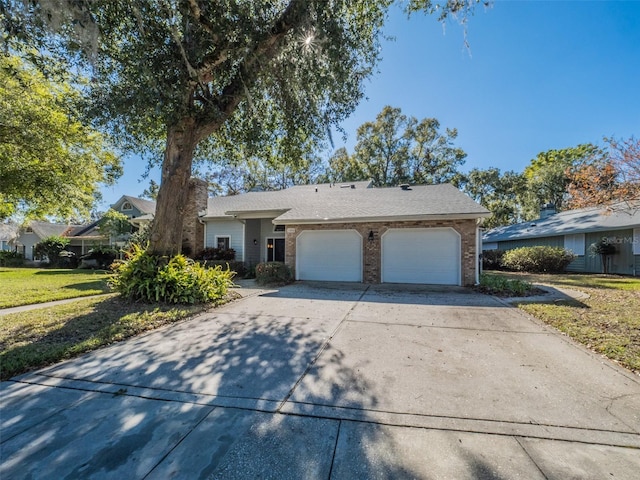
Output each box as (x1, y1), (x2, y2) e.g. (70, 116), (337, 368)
(399, 184), (411, 191)
(340, 184), (355, 189)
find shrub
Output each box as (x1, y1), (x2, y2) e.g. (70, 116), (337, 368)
(80, 245), (120, 269)
(482, 249), (505, 270)
(34, 235), (70, 267)
(199, 260), (247, 278)
(501, 246), (575, 273)
(0, 250), (24, 267)
(126, 222), (152, 250)
(194, 247), (236, 261)
(109, 245), (236, 304)
(255, 262), (293, 286)
(478, 273), (534, 296)
(588, 239), (617, 274)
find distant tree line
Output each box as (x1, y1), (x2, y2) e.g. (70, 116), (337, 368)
(198, 104), (638, 229)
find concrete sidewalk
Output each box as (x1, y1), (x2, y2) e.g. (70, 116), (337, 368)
(0, 293), (113, 316)
(1, 282), (639, 479)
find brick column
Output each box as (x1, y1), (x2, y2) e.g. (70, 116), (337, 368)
(182, 178), (208, 257)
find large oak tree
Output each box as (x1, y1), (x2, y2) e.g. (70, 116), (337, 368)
(2, 0), (478, 255)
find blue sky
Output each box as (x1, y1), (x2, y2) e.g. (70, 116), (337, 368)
(98, 0), (640, 208)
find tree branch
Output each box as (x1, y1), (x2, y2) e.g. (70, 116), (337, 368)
(193, 0), (307, 142)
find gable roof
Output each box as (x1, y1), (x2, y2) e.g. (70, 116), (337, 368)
(28, 221), (79, 239)
(111, 195), (157, 215)
(203, 182), (489, 223)
(0, 223), (19, 242)
(483, 203), (640, 243)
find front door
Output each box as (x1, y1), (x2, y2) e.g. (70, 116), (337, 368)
(267, 238), (285, 262)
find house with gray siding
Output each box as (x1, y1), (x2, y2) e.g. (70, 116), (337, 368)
(201, 182), (489, 286)
(482, 203), (640, 275)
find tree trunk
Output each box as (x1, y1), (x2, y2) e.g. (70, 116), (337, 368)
(148, 119), (199, 256)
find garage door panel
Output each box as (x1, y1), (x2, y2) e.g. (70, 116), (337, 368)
(382, 228), (460, 285)
(296, 230), (362, 282)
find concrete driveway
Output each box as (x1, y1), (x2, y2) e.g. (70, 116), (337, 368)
(2, 283), (639, 479)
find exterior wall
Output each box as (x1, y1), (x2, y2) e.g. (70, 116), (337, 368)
(15, 231), (40, 260)
(584, 229), (634, 275)
(182, 178), (208, 256)
(497, 236), (564, 250)
(566, 256), (586, 273)
(244, 219), (261, 267)
(204, 219), (245, 261)
(118, 202), (143, 219)
(494, 229), (638, 275)
(284, 219), (479, 286)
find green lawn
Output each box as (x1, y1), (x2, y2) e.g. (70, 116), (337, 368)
(495, 272), (640, 374)
(0, 295), (209, 380)
(0, 268), (110, 308)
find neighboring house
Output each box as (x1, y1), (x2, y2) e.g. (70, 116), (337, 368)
(110, 195), (157, 227)
(1, 223), (19, 251)
(482, 203), (640, 275)
(200, 182), (489, 286)
(14, 220), (108, 261)
(12, 196), (157, 261)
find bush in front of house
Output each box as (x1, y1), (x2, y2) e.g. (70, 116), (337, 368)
(109, 245), (236, 304)
(199, 260), (247, 278)
(34, 235), (70, 267)
(0, 250), (25, 267)
(478, 273), (534, 296)
(482, 249), (505, 270)
(501, 246), (575, 273)
(194, 247), (236, 261)
(80, 245), (119, 269)
(255, 262), (293, 286)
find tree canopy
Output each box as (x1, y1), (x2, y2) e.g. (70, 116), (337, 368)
(519, 143), (603, 219)
(2, 0), (478, 254)
(460, 167), (525, 229)
(566, 137), (640, 209)
(322, 105), (466, 187)
(0, 53), (121, 220)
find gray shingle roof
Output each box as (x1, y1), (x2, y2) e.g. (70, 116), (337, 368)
(204, 183), (489, 223)
(0, 223), (19, 241)
(111, 196), (157, 215)
(483, 203), (640, 242)
(29, 221), (78, 239)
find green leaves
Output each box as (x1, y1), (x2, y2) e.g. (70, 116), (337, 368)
(0, 54), (122, 220)
(109, 245), (236, 304)
(98, 209), (132, 238)
(324, 105), (466, 187)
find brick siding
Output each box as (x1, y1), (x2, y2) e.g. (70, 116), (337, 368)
(182, 178), (208, 256)
(285, 219), (479, 286)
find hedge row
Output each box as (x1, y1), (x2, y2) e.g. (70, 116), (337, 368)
(484, 246), (575, 273)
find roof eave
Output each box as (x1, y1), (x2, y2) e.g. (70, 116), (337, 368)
(276, 212), (489, 225)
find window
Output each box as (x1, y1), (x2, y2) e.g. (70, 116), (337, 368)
(216, 236), (230, 250)
(121, 202), (133, 211)
(266, 238), (285, 262)
(274, 224), (285, 232)
(564, 234), (585, 256)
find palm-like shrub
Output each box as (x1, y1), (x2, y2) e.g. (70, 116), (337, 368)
(110, 245), (235, 304)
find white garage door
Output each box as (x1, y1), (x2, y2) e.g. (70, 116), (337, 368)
(382, 228), (460, 285)
(296, 230), (362, 282)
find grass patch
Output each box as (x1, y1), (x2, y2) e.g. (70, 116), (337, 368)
(496, 272), (640, 374)
(0, 294), (213, 380)
(477, 273), (539, 297)
(0, 268), (110, 308)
